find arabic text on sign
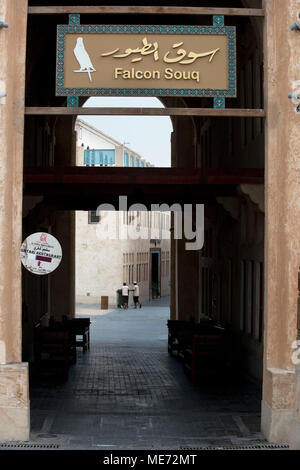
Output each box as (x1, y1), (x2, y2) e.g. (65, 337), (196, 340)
(101, 37), (221, 65)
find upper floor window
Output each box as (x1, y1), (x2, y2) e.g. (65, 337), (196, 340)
(88, 210), (100, 224)
(84, 149), (115, 166)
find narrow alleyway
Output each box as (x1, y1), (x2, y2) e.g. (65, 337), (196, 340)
(25, 298), (263, 449)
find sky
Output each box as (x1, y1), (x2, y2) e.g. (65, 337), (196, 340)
(79, 97), (172, 167)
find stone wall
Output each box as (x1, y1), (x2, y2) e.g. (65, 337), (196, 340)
(0, 0), (29, 441)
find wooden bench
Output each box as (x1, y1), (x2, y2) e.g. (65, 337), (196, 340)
(34, 325), (75, 379)
(63, 317), (91, 353)
(167, 319), (215, 358)
(167, 320), (195, 357)
(183, 326), (226, 383)
(167, 319), (227, 383)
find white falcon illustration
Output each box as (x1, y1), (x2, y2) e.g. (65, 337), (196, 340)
(73, 37), (96, 82)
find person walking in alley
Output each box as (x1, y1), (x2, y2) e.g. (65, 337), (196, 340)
(122, 282), (129, 309)
(132, 281), (142, 309)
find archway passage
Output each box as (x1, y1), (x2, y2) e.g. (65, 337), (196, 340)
(21, 0), (266, 447)
(6, 0), (298, 448)
(74, 98), (172, 312)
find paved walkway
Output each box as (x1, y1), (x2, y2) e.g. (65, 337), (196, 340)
(25, 298), (263, 449)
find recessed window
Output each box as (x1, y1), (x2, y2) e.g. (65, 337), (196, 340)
(88, 210), (100, 224)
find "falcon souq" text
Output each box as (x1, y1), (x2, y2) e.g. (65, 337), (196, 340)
(114, 67), (200, 82)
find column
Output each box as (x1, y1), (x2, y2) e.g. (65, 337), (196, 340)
(172, 117), (199, 321)
(262, 0), (300, 443)
(0, 0), (29, 440)
(49, 115), (76, 320)
(50, 211), (76, 320)
(177, 237), (199, 321)
(170, 131), (177, 319)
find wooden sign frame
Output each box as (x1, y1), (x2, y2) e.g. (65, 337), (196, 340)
(56, 24), (236, 98)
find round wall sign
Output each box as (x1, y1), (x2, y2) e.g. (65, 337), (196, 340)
(20, 232), (62, 275)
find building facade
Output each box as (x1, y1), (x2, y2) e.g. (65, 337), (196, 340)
(75, 119), (170, 306)
(1, 0), (300, 449)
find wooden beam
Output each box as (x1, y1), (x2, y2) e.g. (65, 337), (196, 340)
(23, 168), (264, 208)
(25, 107), (265, 118)
(27, 6), (265, 17)
(24, 167), (264, 185)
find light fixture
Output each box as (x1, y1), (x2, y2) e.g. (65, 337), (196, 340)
(288, 93), (300, 113)
(290, 22), (300, 31)
(290, 14), (300, 31)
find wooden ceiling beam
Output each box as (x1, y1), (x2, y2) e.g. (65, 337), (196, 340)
(28, 6), (265, 17)
(25, 107), (265, 118)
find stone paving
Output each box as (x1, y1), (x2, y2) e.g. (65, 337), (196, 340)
(24, 297), (264, 449)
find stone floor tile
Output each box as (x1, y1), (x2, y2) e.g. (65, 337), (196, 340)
(26, 297), (264, 449)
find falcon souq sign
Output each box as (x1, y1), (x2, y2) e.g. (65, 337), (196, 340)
(56, 24), (236, 98)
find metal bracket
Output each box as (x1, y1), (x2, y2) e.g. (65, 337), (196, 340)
(213, 97), (226, 109)
(67, 96), (79, 107)
(290, 14), (300, 31)
(0, 21), (8, 28)
(69, 14), (80, 25)
(288, 92), (300, 112)
(213, 15), (224, 27)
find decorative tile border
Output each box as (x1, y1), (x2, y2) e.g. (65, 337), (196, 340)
(56, 24), (236, 98)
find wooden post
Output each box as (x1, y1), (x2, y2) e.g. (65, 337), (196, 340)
(0, 0), (29, 442)
(262, 0), (300, 444)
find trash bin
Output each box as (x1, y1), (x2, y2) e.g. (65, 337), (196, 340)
(101, 296), (109, 310)
(116, 289), (123, 308)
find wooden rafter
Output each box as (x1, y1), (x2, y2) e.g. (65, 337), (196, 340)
(27, 6), (265, 17)
(25, 107), (265, 118)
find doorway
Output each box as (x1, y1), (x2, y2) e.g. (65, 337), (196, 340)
(150, 249), (161, 300)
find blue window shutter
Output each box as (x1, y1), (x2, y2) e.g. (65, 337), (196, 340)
(94, 150), (100, 164)
(84, 149), (115, 166)
(90, 150), (95, 165)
